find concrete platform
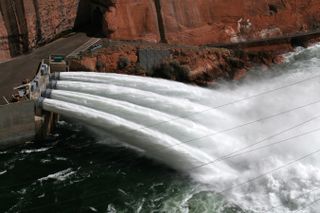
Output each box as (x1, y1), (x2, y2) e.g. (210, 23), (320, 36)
(0, 100), (35, 149)
(0, 33), (92, 105)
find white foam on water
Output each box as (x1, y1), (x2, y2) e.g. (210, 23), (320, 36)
(42, 98), (236, 181)
(38, 168), (76, 182)
(43, 43), (320, 212)
(20, 147), (51, 154)
(0, 170), (7, 176)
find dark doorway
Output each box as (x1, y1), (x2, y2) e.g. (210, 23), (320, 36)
(91, 7), (103, 36)
(291, 37), (307, 48)
(74, 0), (105, 37)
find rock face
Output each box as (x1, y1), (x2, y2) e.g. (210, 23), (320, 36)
(1, 0), (320, 61)
(0, 0), (79, 61)
(68, 40), (281, 85)
(104, 0), (160, 43)
(159, 0), (320, 45)
(0, 9), (10, 61)
(68, 42), (237, 85)
(99, 0), (320, 45)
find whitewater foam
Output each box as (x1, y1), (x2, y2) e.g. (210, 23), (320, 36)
(41, 43), (320, 212)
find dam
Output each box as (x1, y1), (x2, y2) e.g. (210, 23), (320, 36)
(0, 45), (320, 213)
(2, 29), (318, 150)
(1, 44), (320, 212)
(0, 56), (68, 149)
(2, 1), (320, 212)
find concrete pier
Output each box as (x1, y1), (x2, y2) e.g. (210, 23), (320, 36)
(0, 100), (35, 149)
(0, 56), (65, 149)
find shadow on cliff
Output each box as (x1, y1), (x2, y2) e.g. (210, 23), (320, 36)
(0, 0), (30, 57)
(73, 0), (105, 38)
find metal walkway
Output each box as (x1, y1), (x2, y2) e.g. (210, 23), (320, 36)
(207, 30), (320, 49)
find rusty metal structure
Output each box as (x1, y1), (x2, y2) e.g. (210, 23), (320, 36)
(0, 55), (69, 149)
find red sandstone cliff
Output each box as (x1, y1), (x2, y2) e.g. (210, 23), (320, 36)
(1, 0), (320, 61)
(104, 0), (160, 43)
(68, 40), (281, 85)
(103, 0), (320, 45)
(0, 9), (10, 61)
(0, 0), (79, 61)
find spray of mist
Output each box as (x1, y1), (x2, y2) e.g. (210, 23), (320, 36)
(41, 44), (320, 212)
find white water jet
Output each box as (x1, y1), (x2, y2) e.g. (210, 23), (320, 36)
(41, 44), (320, 212)
(53, 80), (211, 116)
(57, 72), (212, 101)
(49, 90), (214, 142)
(42, 98), (236, 183)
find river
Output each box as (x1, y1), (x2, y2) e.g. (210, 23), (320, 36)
(2, 44), (320, 213)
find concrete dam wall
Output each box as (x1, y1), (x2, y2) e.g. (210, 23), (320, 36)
(0, 100), (35, 149)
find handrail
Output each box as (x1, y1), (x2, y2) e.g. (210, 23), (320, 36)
(207, 29), (320, 48)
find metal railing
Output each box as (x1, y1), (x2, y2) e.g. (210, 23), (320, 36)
(13, 59), (50, 101)
(207, 29), (320, 49)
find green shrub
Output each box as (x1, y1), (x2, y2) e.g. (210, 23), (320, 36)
(117, 56), (130, 69)
(152, 60), (190, 82)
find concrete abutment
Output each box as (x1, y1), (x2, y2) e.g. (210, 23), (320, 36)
(0, 56), (69, 149)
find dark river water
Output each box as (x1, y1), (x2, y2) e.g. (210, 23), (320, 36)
(4, 44), (320, 213)
(0, 121), (241, 213)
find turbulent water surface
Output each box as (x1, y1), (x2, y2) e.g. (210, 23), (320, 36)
(2, 45), (320, 212)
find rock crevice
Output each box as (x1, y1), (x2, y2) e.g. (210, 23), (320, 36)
(1, 0), (320, 61)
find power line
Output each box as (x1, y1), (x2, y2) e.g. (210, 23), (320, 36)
(77, 72), (320, 171)
(40, 75), (320, 176)
(20, 137), (320, 212)
(166, 99), (320, 151)
(1, 112), (319, 192)
(40, 70), (320, 181)
(18, 117), (320, 211)
(6, 73), (320, 210)
(50, 76), (320, 156)
(1, 109), (319, 206)
(3, 74), (320, 193)
(292, 197), (320, 212)
(55, 72), (320, 138)
(267, 187), (320, 212)
(217, 147), (320, 195)
(46, 92), (320, 171)
(7, 109), (320, 211)
(188, 116), (320, 171)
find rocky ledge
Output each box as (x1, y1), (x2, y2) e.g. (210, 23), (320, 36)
(1, 0), (320, 62)
(68, 40), (284, 86)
